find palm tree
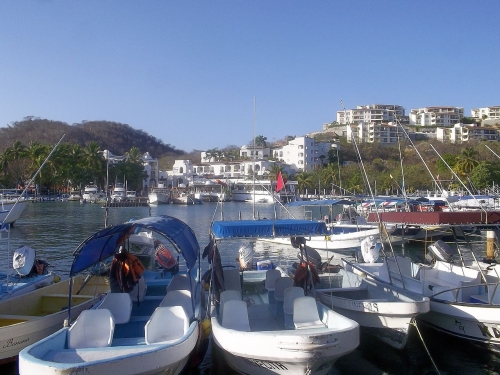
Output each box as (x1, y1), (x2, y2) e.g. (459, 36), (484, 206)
(254, 135), (267, 147)
(454, 147), (479, 177)
(82, 141), (104, 185)
(295, 171), (314, 195)
(126, 147), (142, 164)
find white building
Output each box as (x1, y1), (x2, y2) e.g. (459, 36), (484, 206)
(471, 106), (500, 120)
(436, 123), (499, 143)
(273, 136), (332, 172)
(337, 104), (405, 124)
(409, 106), (463, 126)
(140, 152), (159, 192)
(346, 122), (401, 144)
(239, 145), (271, 159)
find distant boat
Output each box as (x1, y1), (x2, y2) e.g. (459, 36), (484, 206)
(148, 183), (170, 205)
(126, 190), (137, 201)
(0, 199), (29, 225)
(110, 182), (126, 202)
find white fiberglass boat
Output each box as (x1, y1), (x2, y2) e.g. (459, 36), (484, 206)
(344, 239), (500, 349)
(19, 215), (204, 375)
(208, 219), (360, 375)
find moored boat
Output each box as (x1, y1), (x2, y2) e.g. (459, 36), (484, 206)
(207, 219), (360, 375)
(19, 215), (204, 375)
(0, 274), (109, 363)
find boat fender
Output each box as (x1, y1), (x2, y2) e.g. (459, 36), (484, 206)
(201, 318), (211, 339)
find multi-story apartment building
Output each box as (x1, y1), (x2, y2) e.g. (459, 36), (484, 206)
(471, 106), (500, 119)
(436, 123), (499, 143)
(337, 104), (405, 124)
(273, 136), (332, 172)
(409, 106), (463, 126)
(346, 122), (402, 144)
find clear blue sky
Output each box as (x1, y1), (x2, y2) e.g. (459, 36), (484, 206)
(0, 2), (498, 153)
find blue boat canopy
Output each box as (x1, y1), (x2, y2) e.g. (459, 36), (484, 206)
(70, 216), (200, 275)
(211, 219), (328, 239)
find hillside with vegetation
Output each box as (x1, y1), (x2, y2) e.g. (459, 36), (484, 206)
(2, 117), (500, 196)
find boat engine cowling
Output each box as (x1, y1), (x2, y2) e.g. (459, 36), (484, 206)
(238, 243), (254, 270)
(13, 246), (37, 276)
(427, 240), (456, 263)
(358, 236), (381, 263)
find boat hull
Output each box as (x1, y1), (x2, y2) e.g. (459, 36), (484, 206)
(0, 200), (29, 225)
(0, 276), (108, 362)
(19, 321), (199, 375)
(417, 301), (500, 347)
(315, 271), (429, 349)
(260, 227), (380, 251)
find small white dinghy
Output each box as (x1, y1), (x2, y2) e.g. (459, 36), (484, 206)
(208, 219), (360, 375)
(19, 215), (204, 375)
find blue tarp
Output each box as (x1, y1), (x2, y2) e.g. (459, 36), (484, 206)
(70, 216), (200, 275)
(211, 219), (328, 239)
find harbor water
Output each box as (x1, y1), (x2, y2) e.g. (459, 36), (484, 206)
(1, 201), (500, 374)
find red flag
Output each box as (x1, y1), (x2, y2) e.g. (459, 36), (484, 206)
(276, 171), (285, 192)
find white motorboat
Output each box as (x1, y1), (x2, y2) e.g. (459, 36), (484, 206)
(19, 215), (204, 375)
(126, 190), (137, 201)
(0, 199), (29, 225)
(110, 182), (126, 202)
(208, 219), (360, 375)
(148, 184), (170, 205)
(81, 184), (101, 203)
(313, 268), (429, 349)
(344, 239), (500, 349)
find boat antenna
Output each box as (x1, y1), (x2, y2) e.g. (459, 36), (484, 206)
(252, 97), (256, 220)
(341, 101), (393, 257)
(2, 134), (65, 226)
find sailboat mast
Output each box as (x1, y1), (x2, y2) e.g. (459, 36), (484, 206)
(252, 97), (256, 220)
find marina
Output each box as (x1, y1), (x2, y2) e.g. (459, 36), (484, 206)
(0, 201), (499, 374)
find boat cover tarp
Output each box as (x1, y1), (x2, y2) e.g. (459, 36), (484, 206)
(211, 219), (327, 239)
(70, 215), (199, 275)
(286, 199), (354, 207)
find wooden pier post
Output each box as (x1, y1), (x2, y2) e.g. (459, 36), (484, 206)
(486, 230), (496, 260)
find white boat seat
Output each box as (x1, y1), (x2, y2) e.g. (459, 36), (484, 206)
(264, 269), (281, 291)
(273, 277), (293, 314)
(145, 306), (189, 344)
(129, 276), (147, 302)
(283, 287), (304, 329)
(97, 293), (133, 324)
(160, 289), (194, 318)
(166, 274), (196, 293)
(219, 289), (242, 321)
(275, 277), (294, 303)
(293, 296), (325, 329)
(221, 300), (250, 332)
(67, 309), (115, 349)
(223, 269), (241, 291)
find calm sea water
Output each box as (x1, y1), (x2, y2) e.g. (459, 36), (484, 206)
(1, 201), (499, 374)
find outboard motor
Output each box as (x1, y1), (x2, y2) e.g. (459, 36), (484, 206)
(427, 240), (456, 263)
(13, 246), (37, 276)
(356, 236), (381, 263)
(238, 243), (254, 270)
